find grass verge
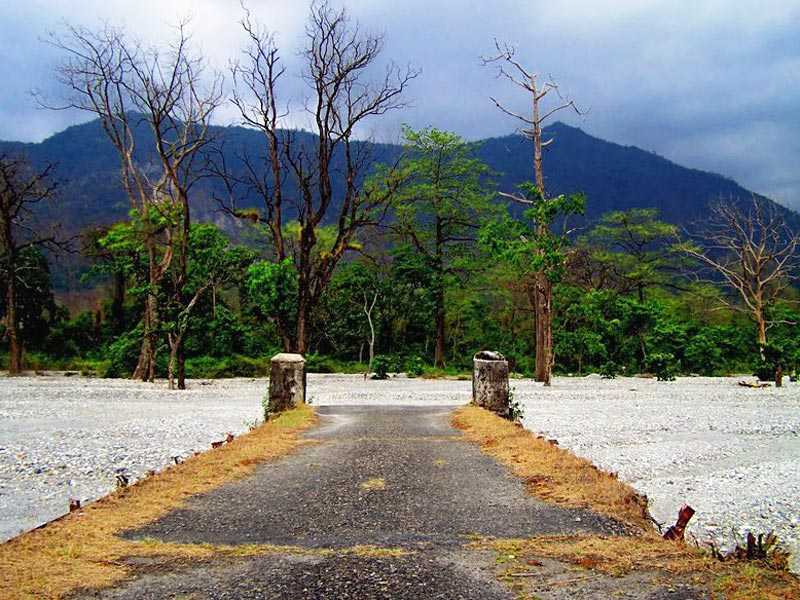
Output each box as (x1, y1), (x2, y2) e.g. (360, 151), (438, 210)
(0, 404), (316, 599)
(455, 405), (800, 599)
(452, 404), (651, 531)
(475, 535), (800, 600)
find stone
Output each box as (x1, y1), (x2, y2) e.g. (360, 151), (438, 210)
(472, 350), (509, 416)
(268, 353), (307, 413)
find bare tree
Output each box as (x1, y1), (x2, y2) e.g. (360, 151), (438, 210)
(220, 1), (417, 353)
(482, 40), (582, 385)
(0, 155), (60, 374)
(362, 288), (379, 370)
(681, 197), (800, 382)
(49, 22), (222, 384)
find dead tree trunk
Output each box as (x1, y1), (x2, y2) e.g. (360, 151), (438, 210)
(483, 40), (581, 387)
(5, 250), (21, 375)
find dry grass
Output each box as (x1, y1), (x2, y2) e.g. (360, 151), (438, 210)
(481, 535), (711, 577)
(456, 406), (800, 599)
(452, 405), (651, 531)
(359, 477), (386, 491)
(0, 405), (316, 599)
(477, 536), (800, 599)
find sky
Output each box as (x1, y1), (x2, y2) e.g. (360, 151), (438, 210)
(2, 0), (799, 209)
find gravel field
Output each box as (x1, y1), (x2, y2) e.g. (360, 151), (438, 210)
(514, 376), (800, 571)
(0, 376), (264, 541)
(1, 373), (798, 572)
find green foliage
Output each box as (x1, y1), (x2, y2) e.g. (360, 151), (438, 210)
(371, 355), (391, 380)
(246, 259), (298, 331)
(0, 247), (57, 346)
(405, 355), (424, 377)
(480, 183), (585, 284)
(647, 352), (677, 381)
(583, 208), (681, 300)
(183, 355), (271, 378)
(506, 386), (524, 422)
(600, 361), (619, 379)
(105, 327), (145, 378)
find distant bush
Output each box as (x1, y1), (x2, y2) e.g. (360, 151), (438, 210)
(371, 355), (391, 380)
(647, 353), (677, 381)
(599, 361), (619, 379)
(184, 355), (271, 379)
(305, 353), (365, 374)
(404, 355), (424, 377)
(105, 327), (144, 378)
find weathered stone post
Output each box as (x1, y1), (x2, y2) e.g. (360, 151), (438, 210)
(268, 353), (306, 413)
(472, 351), (510, 416)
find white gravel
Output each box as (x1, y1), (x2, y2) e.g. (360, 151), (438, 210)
(0, 376), (264, 541)
(514, 375), (800, 571)
(1, 373), (798, 573)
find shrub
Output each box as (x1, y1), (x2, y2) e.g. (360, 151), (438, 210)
(104, 327), (144, 378)
(371, 355), (391, 380)
(647, 352), (677, 381)
(304, 353), (338, 373)
(405, 355), (424, 377)
(599, 360), (618, 379)
(184, 355), (270, 379)
(506, 386), (524, 422)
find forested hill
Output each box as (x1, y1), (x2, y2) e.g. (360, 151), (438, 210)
(1, 117), (795, 236)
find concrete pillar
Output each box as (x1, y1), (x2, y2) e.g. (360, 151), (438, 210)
(268, 353), (306, 414)
(473, 350), (510, 416)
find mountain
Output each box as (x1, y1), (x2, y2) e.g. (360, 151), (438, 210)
(1, 117), (796, 254)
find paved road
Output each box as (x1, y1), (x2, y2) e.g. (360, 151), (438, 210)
(78, 406), (696, 599)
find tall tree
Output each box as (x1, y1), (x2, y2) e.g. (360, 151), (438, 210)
(482, 40), (582, 385)
(679, 197), (800, 374)
(0, 155), (60, 374)
(50, 22), (221, 383)
(583, 208), (681, 301)
(164, 224), (256, 389)
(220, 1), (416, 354)
(480, 184), (585, 378)
(392, 127), (495, 368)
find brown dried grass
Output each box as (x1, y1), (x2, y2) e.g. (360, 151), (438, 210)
(481, 536), (800, 599)
(456, 406), (800, 599)
(452, 405), (651, 531)
(0, 405), (316, 599)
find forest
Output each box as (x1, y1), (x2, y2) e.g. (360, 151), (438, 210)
(1, 2), (798, 388)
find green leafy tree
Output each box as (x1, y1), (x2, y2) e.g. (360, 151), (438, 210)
(393, 127), (496, 367)
(0, 247), (57, 361)
(164, 224), (256, 389)
(583, 208), (681, 301)
(246, 258), (299, 352)
(481, 183), (585, 382)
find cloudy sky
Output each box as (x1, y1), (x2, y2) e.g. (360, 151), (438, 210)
(2, 0), (799, 209)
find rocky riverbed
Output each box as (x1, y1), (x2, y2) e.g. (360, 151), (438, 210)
(514, 375), (800, 571)
(1, 374), (797, 572)
(0, 376), (264, 541)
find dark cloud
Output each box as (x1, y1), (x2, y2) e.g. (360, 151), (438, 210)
(1, 0), (798, 209)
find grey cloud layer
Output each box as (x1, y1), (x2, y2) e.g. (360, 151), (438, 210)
(1, 0), (798, 209)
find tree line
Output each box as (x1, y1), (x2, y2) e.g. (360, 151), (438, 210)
(1, 1), (798, 386)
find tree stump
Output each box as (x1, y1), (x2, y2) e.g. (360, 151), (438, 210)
(473, 351), (510, 417)
(268, 353), (306, 413)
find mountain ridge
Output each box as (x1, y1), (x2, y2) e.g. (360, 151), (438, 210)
(1, 118), (796, 236)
